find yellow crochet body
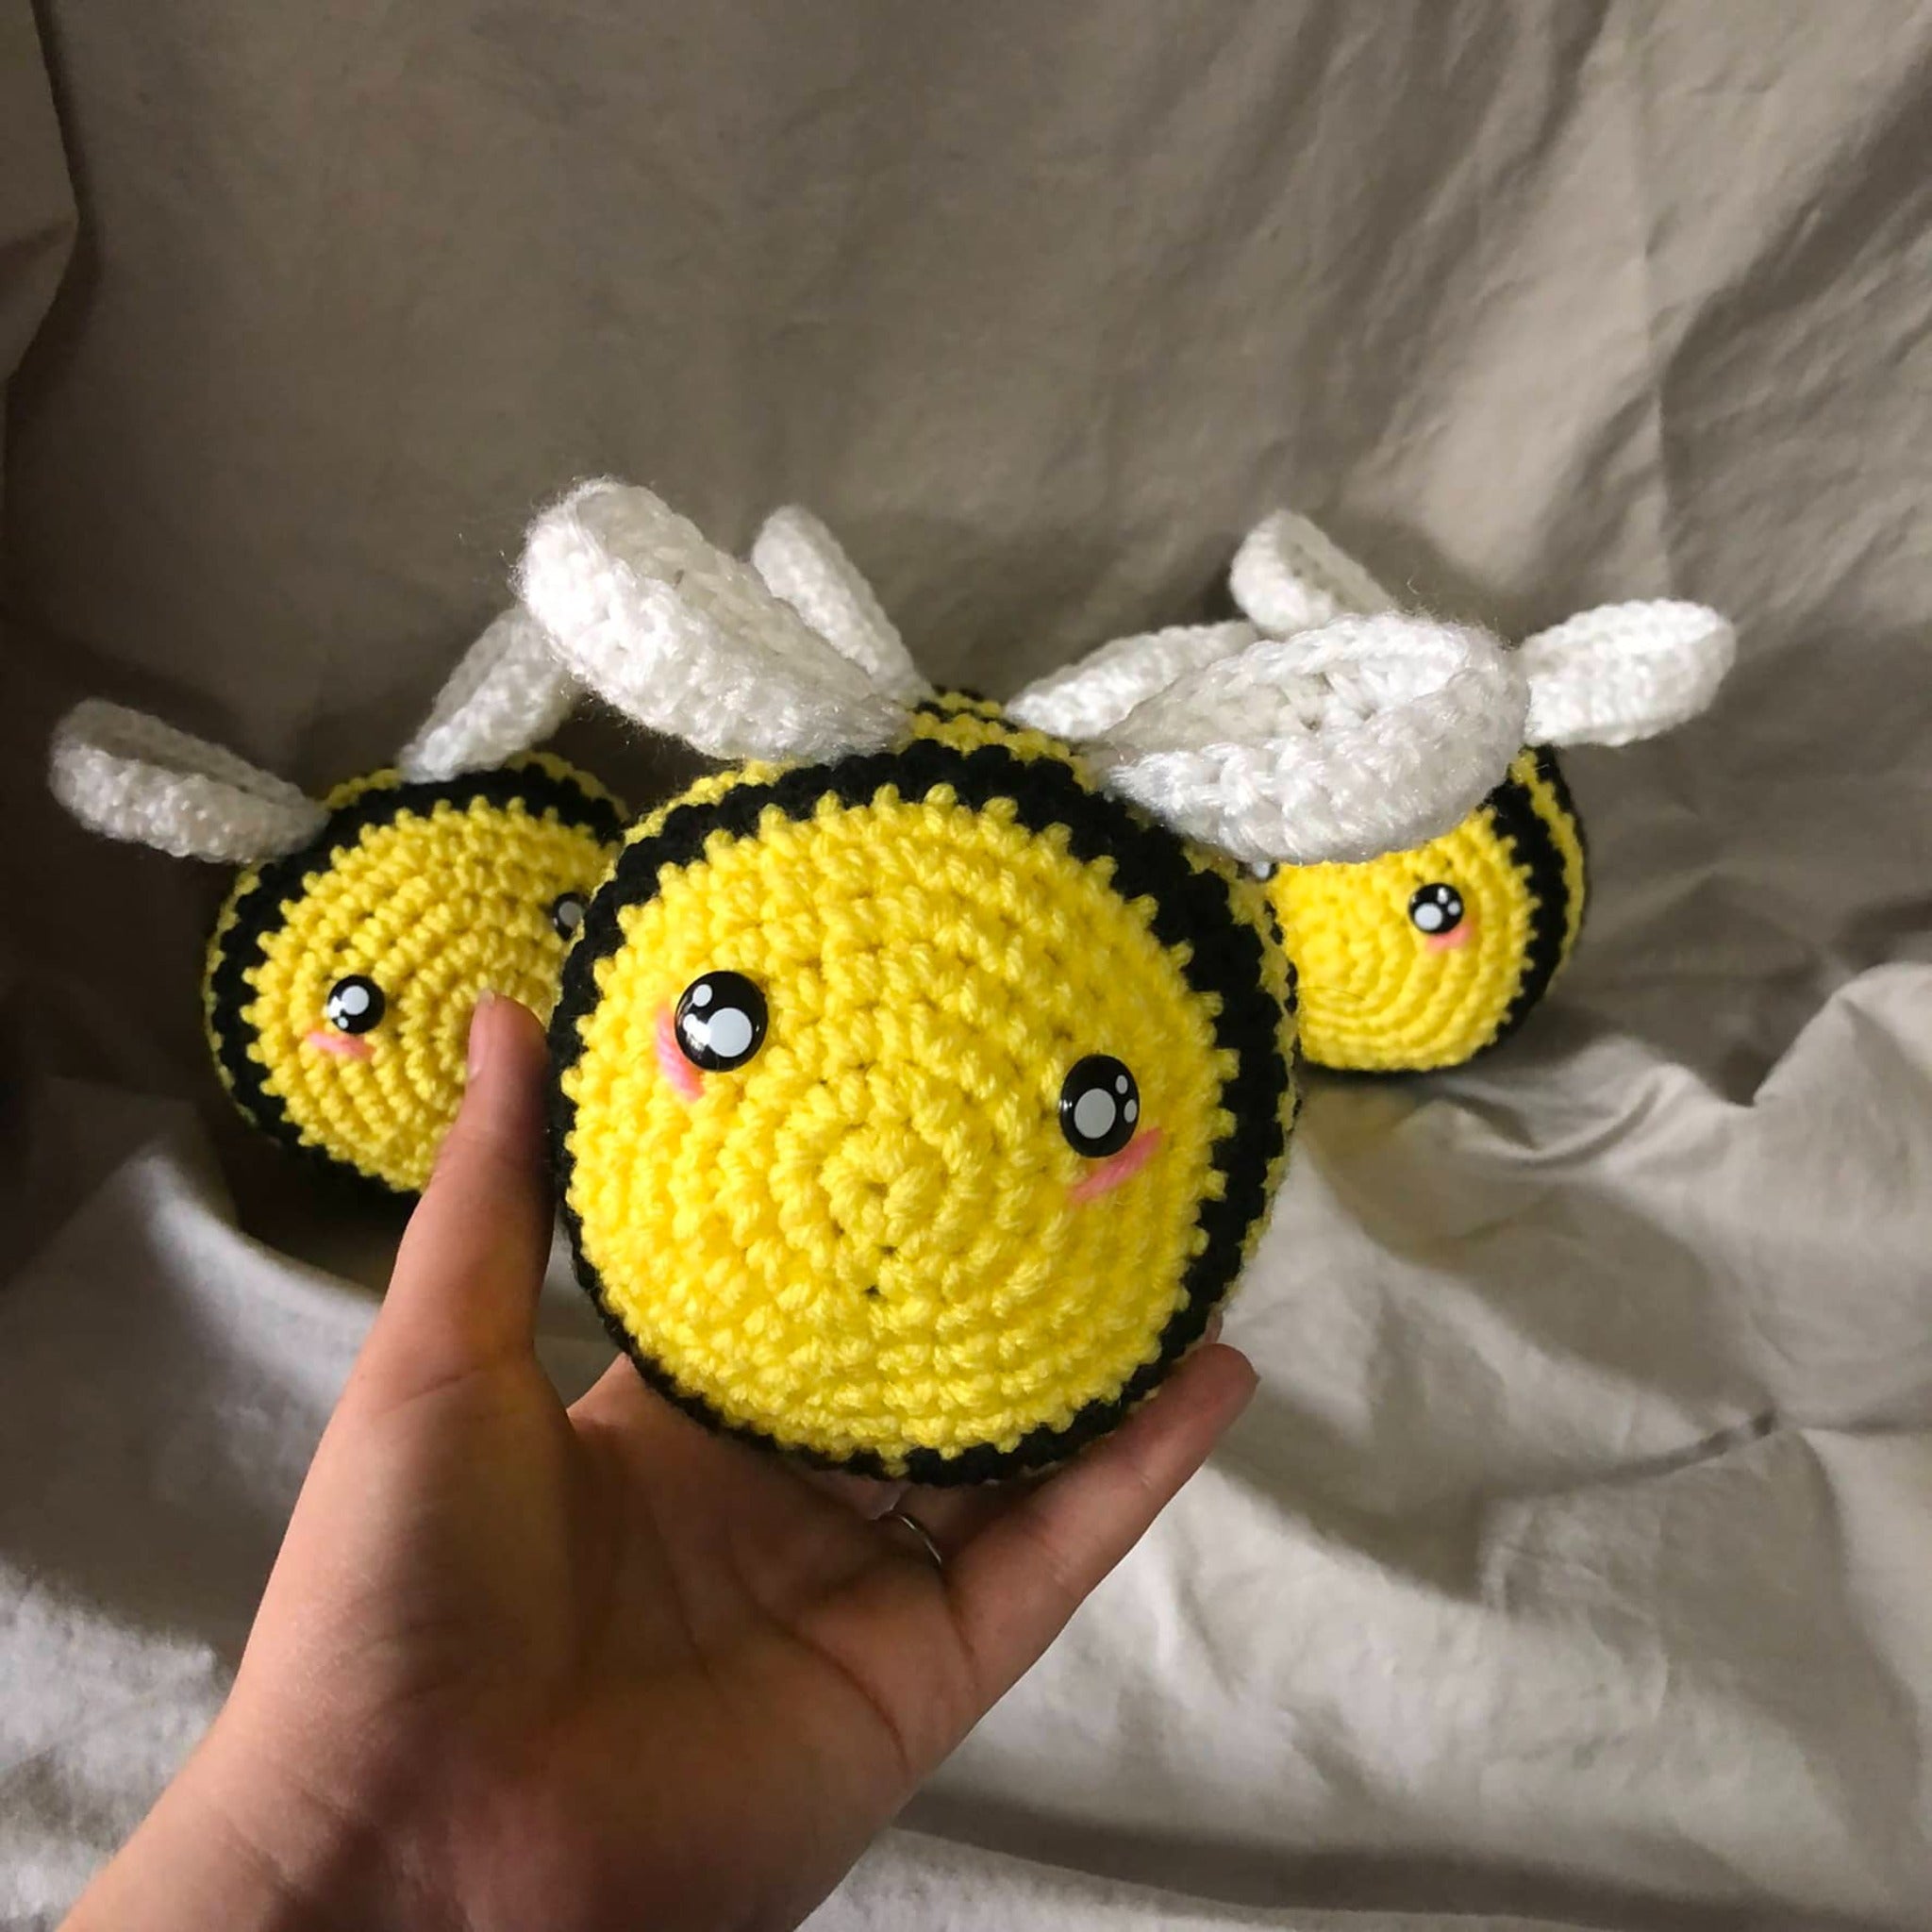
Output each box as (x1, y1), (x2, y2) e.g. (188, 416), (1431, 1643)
(1269, 746), (1588, 1073)
(204, 752), (623, 1192)
(553, 697), (1296, 1482)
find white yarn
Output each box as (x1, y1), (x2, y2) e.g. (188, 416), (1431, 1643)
(517, 482), (907, 764)
(396, 607), (577, 782)
(1084, 615), (1530, 867)
(1234, 510), (1736, 750)
(1007, 622), (1259, 742)
(1229, 509), (1396, 633)
(49, 700), (327, 864)
(750, 507), (930, 706)
(1522, 601), (1737, 748)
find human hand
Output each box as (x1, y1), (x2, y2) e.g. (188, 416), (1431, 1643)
(68, 995), (1257, 1932)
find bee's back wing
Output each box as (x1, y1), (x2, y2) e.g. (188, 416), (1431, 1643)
(49, 700), (326, 864)
(397, 607), (577, 782)
(1230, 509), (1396, 634)
(1523, 602), (1737, 748)
(750, 507), (929, 706)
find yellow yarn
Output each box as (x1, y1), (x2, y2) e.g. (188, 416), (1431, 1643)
(204, 754), (619, 1192)
(1269, 747), (1586, 1072)
(560, 713), (1294, 1477)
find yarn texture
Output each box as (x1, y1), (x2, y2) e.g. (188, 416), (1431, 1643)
(1270, 747), (1587, 1072)
(50, 700), (328, 862)
(51, 607), (616, 1189)
(518, 483), (907, 763)
(1073, 616), (1529, 869)
(396, 607), (578, 782)
(552, 700), (1295, 1481)
(520, 481), (1528, 1481)
(1224, 508), (1734, 1073)
(208, 754), (623, 1192)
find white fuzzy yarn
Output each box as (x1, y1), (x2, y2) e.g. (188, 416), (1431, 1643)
(1085, 615), (1530, 867)
(750, 507), (931, 706)
(1229, 509), (1396, 634)
(518, 482), (906, 764)
(1234, 508), (1737, 752)
(48, 700), (327, 864)
(1007, 621), (1259, 742)
(1522, 601), (1737, 748)
(509, 480), (1523, 869)
(396, 607), (577, 782)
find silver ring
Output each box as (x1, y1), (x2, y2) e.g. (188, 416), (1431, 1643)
(884, 1507), (945, 1572)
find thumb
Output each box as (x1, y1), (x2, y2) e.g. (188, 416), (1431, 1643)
(361, 992), (555, 1391)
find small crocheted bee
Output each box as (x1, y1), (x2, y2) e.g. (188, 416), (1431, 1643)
(50, 611), (623, 1192)
(516, 485), (1526, 1481)
(1226, 511), (1736, 1073)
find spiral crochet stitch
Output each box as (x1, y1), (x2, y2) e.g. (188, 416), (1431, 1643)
(207, 753), (624, 1192)
(1228, 509), (1733, 1074)
(1267, 747), (1587, 1073)
(520, 479), (1534, 1482)
(551, 698), (1297, 1482)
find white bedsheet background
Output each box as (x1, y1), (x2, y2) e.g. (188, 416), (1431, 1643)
(5, 3), (1931, 1926)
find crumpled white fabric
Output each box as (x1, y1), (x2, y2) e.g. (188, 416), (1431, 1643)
(7, 968), (1931, 1929)
(8, 2), (1932, 1926)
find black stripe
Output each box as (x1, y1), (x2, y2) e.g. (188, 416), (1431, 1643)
(1531, 743), (1591, 931)
(206, 758), (624, 1191)
(550, 739), (1291, 1482)
(1482, 756), (1574, 1051)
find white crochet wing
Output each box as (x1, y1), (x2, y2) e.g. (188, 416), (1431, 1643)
(1229, 508), (1395, 632)
(1234, 508), (1736, 749)
(1077, 615), (1529, 868)
(397, 607), (577, 782)
(750, 507), (929, 706)
(1006, 622), (1259, 743)
(518, 482), (907, 763)
(49, 700), (327, 864)
(1522, 602), (1737, 747)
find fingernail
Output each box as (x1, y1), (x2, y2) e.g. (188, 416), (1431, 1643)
(468, 991), (500, 1078)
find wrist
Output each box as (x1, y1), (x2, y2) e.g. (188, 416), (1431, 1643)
(64, 1715), (450, 1932)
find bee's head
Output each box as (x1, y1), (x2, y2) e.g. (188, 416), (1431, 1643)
(50, 611), (616, 1191)
(521, 486), (1525, 1478)
(1229, 510), (1735, 1070)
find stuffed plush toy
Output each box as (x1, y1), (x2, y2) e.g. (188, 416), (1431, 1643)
(1228, 511), (1736, 1074)
(49, 612), (623, 1192)
(516, 484), (1528, 1482)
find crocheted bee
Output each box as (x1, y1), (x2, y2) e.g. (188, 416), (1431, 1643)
(49, 611), (623, 1192)
(516, 484), (1525, 1481)
(1227, 512), (1736, 1073)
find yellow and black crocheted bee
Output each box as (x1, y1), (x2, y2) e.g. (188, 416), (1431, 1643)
(516, 487), (1524, 1481)
(1225, 512), (1736, 1074)
(50, 613), (622, 1192)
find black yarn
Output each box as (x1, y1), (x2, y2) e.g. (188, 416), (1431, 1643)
(549, 737), (1292, 1484)
(206, 758), (624, 1192)
(1482, 748), (1579, 1052)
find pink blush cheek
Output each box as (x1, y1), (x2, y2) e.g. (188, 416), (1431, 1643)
(655, 1007), (704, 1101)
(1424, 915), (1477, 954)
(304, 1029), (374, 1060)
(1069, 1126), (1165, 1207)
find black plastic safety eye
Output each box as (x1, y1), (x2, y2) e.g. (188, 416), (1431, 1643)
(1408, 883), (1464, 935)
(549, 892), (588, 940)
(324, 974), (385, 1035)
(1058, 1055), (1141, 1158)
(675, 971), (768, 1072)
